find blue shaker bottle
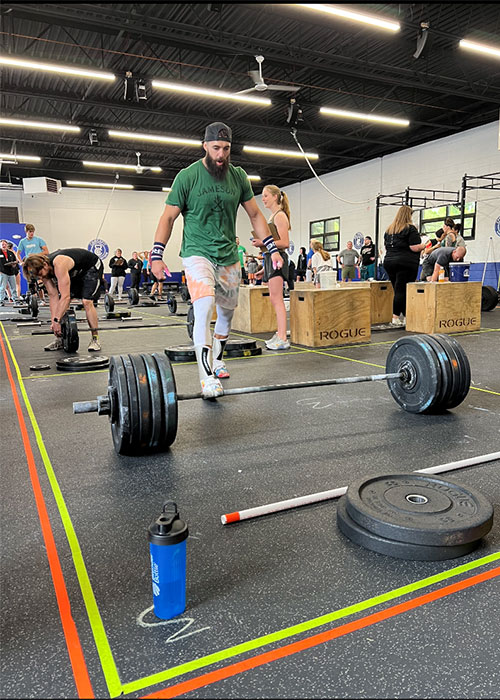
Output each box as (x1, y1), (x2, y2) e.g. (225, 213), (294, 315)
(148, 501), (189, 620)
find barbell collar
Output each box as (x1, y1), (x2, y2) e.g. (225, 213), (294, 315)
(177, 371), (404, 402)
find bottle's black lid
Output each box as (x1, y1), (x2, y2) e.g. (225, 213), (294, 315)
(147, 501), (189, 545)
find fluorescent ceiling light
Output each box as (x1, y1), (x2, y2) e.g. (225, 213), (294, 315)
(83, 160), (162, 172)
(0, 118), (80, 132)
(108, 130), (200, 147)
(459, 39), (500, 59)
(320, 106), (409, 126)
(247, 174), (261, 181)
(162, 187), (172, 192)
(0, 152), (41, 162)
(66, 180), (133, 189)
(152, 80), (271, 106)
(294, 4), (400, 32)
(0, 55), (115, 80)
(243, 145), (319, 159)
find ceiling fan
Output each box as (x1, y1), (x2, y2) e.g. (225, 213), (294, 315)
(134, 151), (155, 174)
(235, 55), (300, 95)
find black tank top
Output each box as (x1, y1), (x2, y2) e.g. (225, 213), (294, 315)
(48, 248), (99, 279)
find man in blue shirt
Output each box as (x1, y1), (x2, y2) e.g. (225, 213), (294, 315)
(16, 224), (49, 303)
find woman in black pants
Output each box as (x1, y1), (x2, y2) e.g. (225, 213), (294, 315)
(296, 246), (307, 281)
(383, 205), (426, 326)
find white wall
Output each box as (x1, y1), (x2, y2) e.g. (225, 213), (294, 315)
(2, 120), (499, 270)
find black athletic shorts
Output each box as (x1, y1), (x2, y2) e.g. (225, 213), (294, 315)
(70, 260), (104, 300)
(263, 251), (289, 283)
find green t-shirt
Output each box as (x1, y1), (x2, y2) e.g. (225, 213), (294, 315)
(165, 160), (254, 266)
(237, 244), (246, 267)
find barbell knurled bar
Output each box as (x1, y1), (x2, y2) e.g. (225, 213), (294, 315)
(74, 371), (404, 414)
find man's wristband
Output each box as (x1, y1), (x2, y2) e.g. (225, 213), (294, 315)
(150, 242), (166, 262)
(53, 317), (59, 323)
(262, 235), (278, 255)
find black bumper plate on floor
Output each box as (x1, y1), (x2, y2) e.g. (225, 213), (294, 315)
(56, 355), (110, 372)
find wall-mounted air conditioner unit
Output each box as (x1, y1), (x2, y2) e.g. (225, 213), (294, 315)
(22, 177), (62, 194)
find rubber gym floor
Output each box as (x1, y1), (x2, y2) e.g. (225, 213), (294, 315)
(1, 296), (499, 700)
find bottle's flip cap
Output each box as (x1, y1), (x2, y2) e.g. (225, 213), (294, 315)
(148, 501), (189, 545)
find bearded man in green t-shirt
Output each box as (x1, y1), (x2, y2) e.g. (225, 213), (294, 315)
(150, 121), (282, 399)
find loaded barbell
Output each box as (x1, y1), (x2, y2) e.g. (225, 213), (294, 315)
(72, 333), (471, 456)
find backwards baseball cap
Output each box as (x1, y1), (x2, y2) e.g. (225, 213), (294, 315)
(204, 122), (232, 143)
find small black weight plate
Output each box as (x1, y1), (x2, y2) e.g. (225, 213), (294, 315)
(151, 351), (178, 450)
(345, 472), (493, 547)
(56, 355), (109, 372)
(167, 296), (178, 314)
(165, 345), (196, 362)
(224, 347), (263, 358)
(419, 334), (452, 411)
(106, 310), (131, 319)
(128, 287), (139, 306)
(104, 293), (115, 313)
(224, 339), (257, 352)
(180, 285), (190, 302)
(120, 355), (141, 449)
(337, 496), (480, 561)
(108, 356), (133, 455)
(129, 354), (152, 451)
(385, 334), (441, 413)
(481, 285), (498, 311)
(187, 304), (194, 339)
(30, 364), (51, 371)
(142, 353), (163, 450)
(29, 294), (39, 318)
(431, 334), (470, 409)
(61, 311), (79, 353)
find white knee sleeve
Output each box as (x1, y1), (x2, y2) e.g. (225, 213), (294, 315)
(214, 305), (234, 338)
(192, 295), (215, 346)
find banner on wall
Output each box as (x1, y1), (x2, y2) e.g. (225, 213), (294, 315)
(88, 238), (109, 259)
(353, 232), (364, 249)
(495, 216), (500, 238)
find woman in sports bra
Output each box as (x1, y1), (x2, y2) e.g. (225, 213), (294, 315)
(251, 184), (291, 350)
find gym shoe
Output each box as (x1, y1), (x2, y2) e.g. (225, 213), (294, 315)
(266, 336), (290, 350)
(44, 337), (64, 351)
(265, 333), (278, 348)
(88, 337), (101, 352)
(213, 362), (230, 379)
(200, 375), (224, 399)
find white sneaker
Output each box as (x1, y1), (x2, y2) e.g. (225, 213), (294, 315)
(265, 333), (278, 348)
(88, 337), (101, 352)
(266, 336), (290, 350)
(44, 337), (64, 351)
(213, 361), (230, 379)
(200, 375), (224, 399)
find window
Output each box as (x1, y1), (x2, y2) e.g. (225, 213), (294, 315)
(309, 217), (340, 251)
(0, 206), (19, 223)
(419, 202), (476, 240)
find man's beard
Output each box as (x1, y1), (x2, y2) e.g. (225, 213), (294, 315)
(205, 152), (230, 180)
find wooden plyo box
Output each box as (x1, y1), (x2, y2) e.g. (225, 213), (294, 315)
(290, 287), (371, 347)
(294, 281), (316, 290)
(231, 284), (277, 333)
(406, 281), (482, 334)
(370, 281), (394, 324)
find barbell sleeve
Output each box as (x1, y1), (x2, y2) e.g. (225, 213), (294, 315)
(177, 371), (403, 402)
(73, 400), (99, 414)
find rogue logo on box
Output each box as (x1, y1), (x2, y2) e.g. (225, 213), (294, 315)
(319, 327), (367, 340)
(438, 318), (478, 329)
